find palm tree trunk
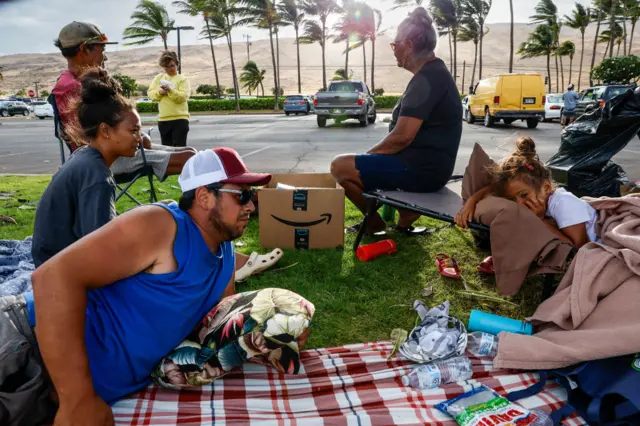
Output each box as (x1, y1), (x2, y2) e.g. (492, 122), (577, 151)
(617, 39), (621, 55)
(345, 38), (349, 77)
(555, 54), (559, 92)
(559, 55), (564, 92)
(471, 41), (478, 90)
(448, 31), (453, 73)
(163, 35), (168, 50)
(371, 38), (375, 93)
(226, 32), (240, 112)
(479, 19), (484, 80)
(547, 52), (552, 93)
(260, 81), (265, 97)
(205, 19), (221, 99)
(452, 32), (457, 84)
(578, 31), (585, 90)
(622, 11), (628, 55)
(602, 43), (608, 61)
(321, 19), (327, 90)
(630, 21), (636, 53)
(268, 25), (279, 111)
(296, 27), (302, 94)
(276, 28), (281, 89)
(509, 0), (514, 73)
(569, 56), (573, 89)
(590, 9), (602, 86)
(362, 42), (367, 85)
(609, 0), (617, 57)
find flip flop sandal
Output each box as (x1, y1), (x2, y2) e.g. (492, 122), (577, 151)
(344, 221), (387, 236)
(394, 225), (431, 236)
(477, 256), (495, 275)
(235, 249), (283, 282)
(435, 253), (462, 279)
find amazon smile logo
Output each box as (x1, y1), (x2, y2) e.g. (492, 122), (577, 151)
(271, 213), (332, 227)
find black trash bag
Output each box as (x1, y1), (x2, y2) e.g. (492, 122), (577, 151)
(547, 87), (640, 197)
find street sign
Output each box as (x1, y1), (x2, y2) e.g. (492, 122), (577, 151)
(28, 90), (35, 97)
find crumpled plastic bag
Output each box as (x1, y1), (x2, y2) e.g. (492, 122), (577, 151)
(399, 300), (468, 363)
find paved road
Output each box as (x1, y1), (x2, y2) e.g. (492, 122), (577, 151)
(1, 114), (639, 180)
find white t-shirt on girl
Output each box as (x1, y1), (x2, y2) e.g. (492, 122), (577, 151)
(546, 188), (600, 242)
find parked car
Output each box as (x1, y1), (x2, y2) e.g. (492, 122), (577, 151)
(283, 95), (311, 115)
(137, 97), (153, 103)
(575, 84), (636, 117)
(0, 101), (30, 117)
(314, 80), (376, 127)
(543, 93), (563, 122)
(34, 102), (54, 119)
(461, 95), (472, 121)
(467, 73), (546, 129)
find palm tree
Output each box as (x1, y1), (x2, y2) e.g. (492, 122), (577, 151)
(332, 68), (353, 80)
(589, 1), (605, 86)
(564, 3), (590, 90)
(530, 0), (560, 95)
(556, 40), (576, 90)
(278, 0), (305, 93)
(123, 0), (175, 49)
(462, 0), (492, 81)
(458, 17), (482, 91)
(368, 8), (384, 93)
(431, 0), (461, 83)
(608, 0), (618, 57)
(509, 0), (514, 73)
(201, 0), (249, 111)
(599, 22), (623, 60)
(332, 16), (352, 78)
(628, 1), (640, 53)
(301, 0), (339, 90)
(241, 0), (280, 110)
(240, 61), (266, 95)
(173, 0), (222, 98)
(519, 24), (555, 92)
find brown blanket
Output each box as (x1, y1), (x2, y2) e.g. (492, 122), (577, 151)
(494, 194), (640, 370)
(462, 144), (573, 295)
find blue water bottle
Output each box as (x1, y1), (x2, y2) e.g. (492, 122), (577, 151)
(468, 310), (533, 336)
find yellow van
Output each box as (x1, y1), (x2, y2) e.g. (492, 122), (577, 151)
(467, 73), (546, 129)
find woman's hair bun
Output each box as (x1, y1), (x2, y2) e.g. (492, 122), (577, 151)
(80, 68), (122, 104)
(408, 7), (433, 26)
(515, 136), (537, 159)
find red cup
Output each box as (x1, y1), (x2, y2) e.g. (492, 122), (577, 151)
(356, 239), (397, 262)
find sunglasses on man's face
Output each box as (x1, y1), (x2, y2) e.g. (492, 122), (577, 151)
(217, 188), (255, 205)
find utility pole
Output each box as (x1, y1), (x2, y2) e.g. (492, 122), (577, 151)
(461, 61), (466, 95)
(243, 34), (252, 61)
(167, 25), (195, 74)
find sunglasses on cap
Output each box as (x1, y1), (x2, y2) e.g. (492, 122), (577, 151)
(217, 188), (255, 205)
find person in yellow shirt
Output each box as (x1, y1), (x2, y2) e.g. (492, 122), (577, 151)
(149, 51), (191, 147)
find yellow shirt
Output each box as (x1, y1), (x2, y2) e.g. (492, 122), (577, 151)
(148, 73), (191, 121)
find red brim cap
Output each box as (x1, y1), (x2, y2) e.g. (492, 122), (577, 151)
(221, 172), (272, 187)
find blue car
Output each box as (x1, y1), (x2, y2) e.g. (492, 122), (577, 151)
(284, 95), (312, 116)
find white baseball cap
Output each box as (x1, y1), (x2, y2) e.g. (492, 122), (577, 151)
(178, 148), (271, 193)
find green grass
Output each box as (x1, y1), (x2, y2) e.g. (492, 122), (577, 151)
(0, 175), (546, 349)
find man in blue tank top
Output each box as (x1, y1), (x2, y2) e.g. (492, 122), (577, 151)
(5, 148), (271, 425)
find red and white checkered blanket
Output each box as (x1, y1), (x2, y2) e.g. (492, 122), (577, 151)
(112, 341), (587, 425)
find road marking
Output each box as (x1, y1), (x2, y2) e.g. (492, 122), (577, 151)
(242, 145), (274, 158)
(0, 151), (39, 158)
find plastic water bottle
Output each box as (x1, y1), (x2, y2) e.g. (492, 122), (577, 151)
(401, 356), (473, 390)
(467, 332), (499, 358)
(529, 409), (554, 426)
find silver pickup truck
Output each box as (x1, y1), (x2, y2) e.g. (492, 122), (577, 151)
(314, 80), (377, 128)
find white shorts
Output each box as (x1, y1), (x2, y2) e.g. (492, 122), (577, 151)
(110, 144), (181, 181)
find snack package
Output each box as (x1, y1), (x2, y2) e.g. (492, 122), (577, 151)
(435, 385), (549, 426)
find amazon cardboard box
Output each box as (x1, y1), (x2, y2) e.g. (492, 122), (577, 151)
(258, 173), (345, 249)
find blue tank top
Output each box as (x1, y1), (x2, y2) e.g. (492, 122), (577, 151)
(25, 203), (234, 404)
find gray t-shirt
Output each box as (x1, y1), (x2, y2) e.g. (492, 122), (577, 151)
(389, 58), (462, 187)
(32, 146), (116, 267)
(563, 90), (580, 110)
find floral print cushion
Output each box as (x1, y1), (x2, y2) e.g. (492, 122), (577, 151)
(152, 288), (315, 389)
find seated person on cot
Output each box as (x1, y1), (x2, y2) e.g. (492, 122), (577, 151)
(0, 147), (310, 425)
(455, 137), (600, 248)
(51, 20), (196, 181)
(330, 8), (462, 236)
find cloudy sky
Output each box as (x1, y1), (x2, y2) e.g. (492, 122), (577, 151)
(0, 0), (587, 56)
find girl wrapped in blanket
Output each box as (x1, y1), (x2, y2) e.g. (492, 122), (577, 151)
(455, 137), (600, 248)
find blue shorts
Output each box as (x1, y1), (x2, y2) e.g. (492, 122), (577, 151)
(355, 154), (447, 193)
(563, 109), (576, 117)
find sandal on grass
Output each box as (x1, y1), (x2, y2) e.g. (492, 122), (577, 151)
(477, 256), (495, 275)
(344, 221), (387, 236)
(435, 253), (462, 279)
(393, 225), (430, 236)
(235, 249), (283, 282)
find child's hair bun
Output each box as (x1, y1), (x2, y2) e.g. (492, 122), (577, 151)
(515, 137), (537, 160)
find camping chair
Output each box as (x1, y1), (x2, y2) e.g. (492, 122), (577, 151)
(353, 176), (557, 298)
